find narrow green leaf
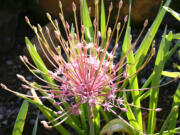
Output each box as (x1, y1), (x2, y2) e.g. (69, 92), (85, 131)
(155, 127), (180, 135)
(147, 27), (168, 134)
(25, 37), (54, 84)
(82, 0), (94, 42)
(163, 6), (180, 21)
(12, 100), (29, 135)
(135, 0), (172, 68)
(165, 41), (180, 62)
(100, 119), (134, 135)
(173, 63), (180, 70)
(168, 83), (180, 134)
(101, 0), (106, 39)
(162, 71), (180, 78)
(120, 0), (142, 131)
(159, 106), (178, 134)
(173, 33), (180, 39)
(79, 104), (88, 132)
(32, 111), (39, 135)
(93, 105), (100, 135)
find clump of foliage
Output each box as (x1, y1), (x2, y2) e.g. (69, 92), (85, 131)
(1, 0), (180, 135)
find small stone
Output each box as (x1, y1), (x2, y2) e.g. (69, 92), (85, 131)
(2, 120), (7, 125)
(0, 114), (3, 120)
(6, 60), (13, 65)
(26, 75), (33, 81)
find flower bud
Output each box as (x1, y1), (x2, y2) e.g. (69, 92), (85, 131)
(55, 19), (59, 27)
(117, 22), (121, 30)
(46, 12), (52, 20)
(45, 26), (50, 34)
(98, 31), (101, 38)
(32, 26), (37, 34)
(144, 19), (148, 27)
(68, 34), (73, 41)
(124, 15), (128, 22)
(119, 0), (123, 8)
(59, 13), (64, 21)
(95, 0), (99, 5)
(23, 56), (29, 63)
(120, 108), (128, 112)
(66, 21), (70, 30)
(81, 25), (85, 33)
(88, 7), (91, 14)
(16, 74), (26, 82)
(57, 111), (63, 115)
(21, 84), (29, 89)
(41, 121), (51, 129)
(93, 19), (97, 27)
(25, 16), (30, 24)
(107, 27), (112, 36)
(72, 2), (76, 11)
(0, 83), (7, 90)
(59, 1), (62, 9)
(123, 71), (127, 78)
(155, 108), (162, 112)
(54, 31), (60, 39)
(37, 24), (42, 32)
(109, 2), (113, 12)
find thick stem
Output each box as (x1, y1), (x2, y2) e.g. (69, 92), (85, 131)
(88, 104), (95, 135)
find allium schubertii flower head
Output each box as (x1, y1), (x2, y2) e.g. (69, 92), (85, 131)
(1, 0), (160, 132)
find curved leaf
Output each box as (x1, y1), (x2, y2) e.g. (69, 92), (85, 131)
(100, 119), (134, 135)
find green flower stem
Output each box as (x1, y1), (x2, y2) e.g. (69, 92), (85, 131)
(88, 104), (95, 135)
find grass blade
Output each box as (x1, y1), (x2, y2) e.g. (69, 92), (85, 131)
(135, 0), (172, 68)
(119, 1), (142, 132)
(163, 6), (180, 21)
(12, 100), (29, 135)
(159, 105), (178, 134)
(82, 0), (94, 42)
(25, 37), (54, 84)
(101, 0), (106, 39)
(147, 27), (168, 134)
(32, 111), (39, 135)
(168, 83), (180, 134)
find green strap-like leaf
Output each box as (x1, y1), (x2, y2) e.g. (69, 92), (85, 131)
(32, 111), (39, 135)
(100, 118), (134, 135)
(147, 26), (168, 134)
(168, 83), (180, 134)
(12, 100), (29, 135)
(135, 0), (172, 68)
(101, 0), (106, 39)
(163, 6), (180, 21)
(162, 71), (180, 78)
(25, 37), (54, 84)
(82, 0), (94, 42)
(173, 33), (180, 40)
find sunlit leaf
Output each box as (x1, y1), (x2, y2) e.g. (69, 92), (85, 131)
(173, 33), (180, 39)
(162, 71), (180, 78)
(163, 6), (180, 21)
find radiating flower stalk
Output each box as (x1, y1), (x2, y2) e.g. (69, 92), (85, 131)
(0, 0), (165, 134)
